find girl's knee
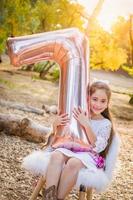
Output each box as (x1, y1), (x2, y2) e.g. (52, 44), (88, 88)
(65, 158), (84, 171)
(50, 151), (66, 165)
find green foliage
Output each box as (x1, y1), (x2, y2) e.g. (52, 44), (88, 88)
(0, 0), (84, 53)
(122, 65), (133, 77)
(0, 0), (132, 77)
(90, 21), (128, 71)
(0, 30), (7, 54)
(33, 0), (84, 32)
(112, 17), (130, 57)
(111, 16), (133, 75)
(50, 66), (60, 81)
(33, 60), (59, 81)
(52, 0), (84, 30)
(0, 78), (16, 88)
(34, 61), (49, 72)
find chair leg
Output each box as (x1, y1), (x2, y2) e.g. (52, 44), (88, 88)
(79, 185), (86, 200)
(86, 188), (92, 200)
(79, 191), (86, 200)
(29, 176), (45, 200)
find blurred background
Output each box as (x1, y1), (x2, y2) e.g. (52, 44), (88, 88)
(0, 0), (133, 76)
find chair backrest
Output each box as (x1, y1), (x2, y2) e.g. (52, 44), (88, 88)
(105, 134), (120, 180)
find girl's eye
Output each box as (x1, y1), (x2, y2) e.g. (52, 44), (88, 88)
(92, 98), (97, 101)
(101, 100), (106, 103)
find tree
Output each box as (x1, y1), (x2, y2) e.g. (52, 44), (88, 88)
(80, 1), (128, 71)
(129, 15), (133, 66)
(78, 0), (105, 36)
(54, 0), (85, 30)
(0, 0), (9, 58)
(33, 0), (85, 32)
(112, 17), (131, 66)
(89, 22), (127, 70)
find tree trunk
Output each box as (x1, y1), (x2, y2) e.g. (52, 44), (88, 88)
(0, 113), (51, 143)
(79, 0), (105, 37)
(23, 64), (35, 71)
(0, 99), (44, 115)
(90, 0), (105, 19)
(40, 62), (55, 79)
(0, 55), (2, 63)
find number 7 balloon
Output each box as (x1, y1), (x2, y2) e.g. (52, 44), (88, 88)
(7, 28), (90, 151)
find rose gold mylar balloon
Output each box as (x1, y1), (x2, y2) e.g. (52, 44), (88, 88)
(7, 28), (90, 151)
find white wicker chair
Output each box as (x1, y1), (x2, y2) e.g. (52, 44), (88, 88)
(25, 134), (120, 200)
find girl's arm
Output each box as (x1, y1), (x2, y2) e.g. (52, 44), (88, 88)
(73, 107), (96, 146)
(83, 122), (97, 146)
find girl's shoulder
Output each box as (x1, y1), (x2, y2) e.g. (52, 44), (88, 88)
(90, 118), (112, 134)
(91, 118), (112, 127)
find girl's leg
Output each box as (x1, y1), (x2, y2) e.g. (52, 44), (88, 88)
(57, 157), (85, 199)
(45, 151), (69, 189)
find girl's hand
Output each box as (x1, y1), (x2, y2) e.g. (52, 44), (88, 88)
(53, 112), (70, 133)
(73, 106), (89, 128)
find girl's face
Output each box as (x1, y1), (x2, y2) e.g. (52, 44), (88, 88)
(89, 89), (108, 115)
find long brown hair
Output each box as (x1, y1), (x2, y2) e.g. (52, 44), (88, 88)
(87, 81), (115, 158)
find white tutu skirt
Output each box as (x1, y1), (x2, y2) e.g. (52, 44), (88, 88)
(22, 147), (109, 192)
(22, 147), (98, 175)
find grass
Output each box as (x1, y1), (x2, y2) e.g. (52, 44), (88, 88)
(0, 78), (16, 89)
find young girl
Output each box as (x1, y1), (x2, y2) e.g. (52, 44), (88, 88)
(23, 81), (115, 200)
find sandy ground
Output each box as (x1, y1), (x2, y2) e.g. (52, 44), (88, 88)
(0, 57), (133, 200)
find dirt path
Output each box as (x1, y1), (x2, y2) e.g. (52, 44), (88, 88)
(0, 60), (133, 200)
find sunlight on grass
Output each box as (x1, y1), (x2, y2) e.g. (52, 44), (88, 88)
(0, 78), (16, 89)
(31, 74), (41, 81)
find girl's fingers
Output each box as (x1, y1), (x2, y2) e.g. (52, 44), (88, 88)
(73, 111), (79, 118)
(61, 118), (70, 122)
(61, 120), (70, 124)
(62, 117), (70, 120)
(57, 115), (69, 121)
(60, 113), (69, 117)
(78, 106), (86, 115)
(78, 106), (82, 113)
(60, 121), (69, 125)
(73, 114), (79, 122)
(61, 115), (70, 120)
(73, 108), (80, 115)
(78, 106), (87, 116)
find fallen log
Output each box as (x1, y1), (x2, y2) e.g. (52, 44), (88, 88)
(0, 99), (44, 115)
(42, 104), (57, 114)
(0, 113), (51, 143)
